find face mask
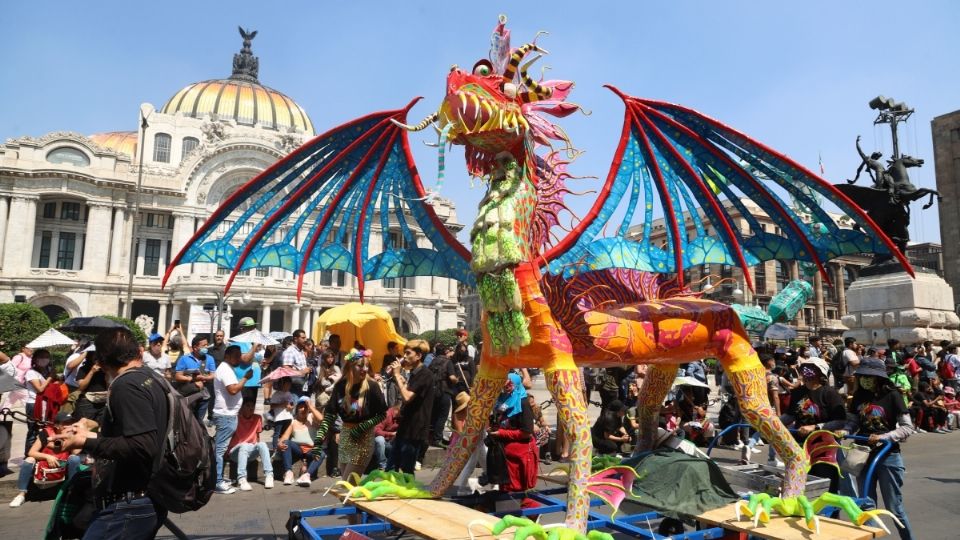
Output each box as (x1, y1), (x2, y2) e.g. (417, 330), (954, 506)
(254, 351), (264, 361)
(199, 347), (208, 356)
(859, 377), (876, 391)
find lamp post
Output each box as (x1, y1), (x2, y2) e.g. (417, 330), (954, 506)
(433, 300), (443, 338)
(122, 104), (152, 319)
(204, 290), (250, 342)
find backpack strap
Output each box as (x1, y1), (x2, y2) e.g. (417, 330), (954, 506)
(107, 367), (175, 475)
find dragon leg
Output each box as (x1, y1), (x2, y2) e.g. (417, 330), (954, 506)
(429, 361), (507, 496)
(545, 367), (592, 532)
(632, 364), (677, 454)
(720, 332), (807, 498)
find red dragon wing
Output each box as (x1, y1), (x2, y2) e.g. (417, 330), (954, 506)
(163, 100), (473, 300)
(540, 88), (912, 290)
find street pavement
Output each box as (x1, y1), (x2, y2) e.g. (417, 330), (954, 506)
(1, 374), (958, 539)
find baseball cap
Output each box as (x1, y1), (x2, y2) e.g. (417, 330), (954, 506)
(238, 317), (257, 328)
(148, 332), (165, 343)
(297, 395), (312, 405)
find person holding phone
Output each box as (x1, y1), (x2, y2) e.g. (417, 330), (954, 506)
(212, 345), (254, 494)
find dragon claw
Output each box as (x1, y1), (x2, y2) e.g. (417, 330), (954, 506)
(857, 509), (904, 534)
(739, 492), (900, 535)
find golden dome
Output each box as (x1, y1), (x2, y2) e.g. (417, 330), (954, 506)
(161, 79), (313, 135)
(89, 131), (138, 156)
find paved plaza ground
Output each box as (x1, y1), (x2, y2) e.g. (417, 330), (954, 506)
(1, 374), (958, 539)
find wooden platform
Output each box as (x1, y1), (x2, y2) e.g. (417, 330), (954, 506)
(697, 503), (887, 540)
(346, 498), (502, 540)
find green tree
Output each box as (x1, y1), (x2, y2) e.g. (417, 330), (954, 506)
(415, 329), (459, 350)
(97, 315), (148, 345)
(0, 303), (51, 356)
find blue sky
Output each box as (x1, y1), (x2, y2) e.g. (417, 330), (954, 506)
(3, 1), (957, 244)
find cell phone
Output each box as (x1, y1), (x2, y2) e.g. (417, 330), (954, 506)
(174, 320), (181, 327)
(244, 369), (254, 379)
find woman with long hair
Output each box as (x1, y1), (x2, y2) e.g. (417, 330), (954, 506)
(312, 349), (387, 480)
(840, 358), (915, 539)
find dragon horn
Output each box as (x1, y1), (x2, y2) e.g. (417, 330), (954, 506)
(519, 54), (554, 101)
(390, 111), (439, 132)
(501, 42), (546, 83)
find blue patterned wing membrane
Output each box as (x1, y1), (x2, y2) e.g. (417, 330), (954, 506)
(165, 102), (474, 298)
(543, 89), (912, 286)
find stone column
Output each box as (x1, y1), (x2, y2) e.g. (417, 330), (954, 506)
(3, 196), (38, 273)
(813, 271), (825, 329)
(289, 304), (301, 332)
(157, 302), (169, 333)
(108, 207), (126, 275)
(170, 301), (182, 328)
(84, 203), (113, 278)
(301, 307), (312, 335)
(835, 264), (847, 316)
(0, 196), (8, 269)
(260, 303), (272, 334)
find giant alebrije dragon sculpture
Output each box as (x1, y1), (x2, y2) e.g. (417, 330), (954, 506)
(166, 15), (912, 535)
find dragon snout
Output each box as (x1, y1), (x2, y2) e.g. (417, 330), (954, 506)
(444, 89), (528, 137)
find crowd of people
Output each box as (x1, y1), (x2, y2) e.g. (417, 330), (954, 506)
(3, 320), (956, 540)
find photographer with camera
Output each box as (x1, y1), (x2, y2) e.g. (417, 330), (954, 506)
(212, 345), (254, 494)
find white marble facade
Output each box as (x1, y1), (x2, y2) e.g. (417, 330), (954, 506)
(0, 44), (463, 339)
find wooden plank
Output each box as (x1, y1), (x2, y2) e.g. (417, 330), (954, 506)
(538, 472), (570, 486)
(348, 498), (503, 540)
(697, 503), (886, 540)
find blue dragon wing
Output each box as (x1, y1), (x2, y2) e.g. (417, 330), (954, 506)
(163, 99), (474, 299)
(543, 88), (912, 288)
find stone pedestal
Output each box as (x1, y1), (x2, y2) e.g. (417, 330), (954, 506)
(842, 267), (960, 347)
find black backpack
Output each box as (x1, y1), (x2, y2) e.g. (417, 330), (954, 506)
(830, 349), (847, 381)
(112, 368), (215, 513)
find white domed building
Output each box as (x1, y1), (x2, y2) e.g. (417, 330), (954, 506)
(0, 31), (463, 338)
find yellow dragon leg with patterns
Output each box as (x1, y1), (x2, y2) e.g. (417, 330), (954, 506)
(430, 262), (594, 529)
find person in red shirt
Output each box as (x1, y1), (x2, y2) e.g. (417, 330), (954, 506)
(485, 373), (539, 508)
(373, 403), (400, 470)
(227, 400), (274, 491)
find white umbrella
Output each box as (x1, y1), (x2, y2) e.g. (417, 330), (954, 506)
(672, 375), (710, 389)
(26, 328), (77, 349)
(268, 331), (291, 340)
(230, 329), (280, 346)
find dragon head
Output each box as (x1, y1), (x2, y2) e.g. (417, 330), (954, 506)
(393, 15), (578, 179)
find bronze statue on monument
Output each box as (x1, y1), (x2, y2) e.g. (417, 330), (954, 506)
(836, 96), (941, 267)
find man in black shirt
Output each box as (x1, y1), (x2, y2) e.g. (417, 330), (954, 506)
(428, 345), (457, 447)
(55, 328), (169, 540)
(386, 339), (435, 475)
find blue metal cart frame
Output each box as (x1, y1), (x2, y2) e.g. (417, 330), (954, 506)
(290, 486), (726, 539)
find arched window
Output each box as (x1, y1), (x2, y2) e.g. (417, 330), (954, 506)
(46, 147), (90, 167)
(153, 133), (172, 163)
(181, 137), (199, 160)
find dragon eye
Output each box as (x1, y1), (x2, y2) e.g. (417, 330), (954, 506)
(472, 60), (492, 77)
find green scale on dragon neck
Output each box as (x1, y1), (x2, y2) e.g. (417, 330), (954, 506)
(470, 154), (535, 354)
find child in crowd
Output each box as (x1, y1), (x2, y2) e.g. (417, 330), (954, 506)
(943, 386), (960, 429)
(267, 377), (295, 450)
(9, 412), (83, 508)
(228, 400), (274, 490)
